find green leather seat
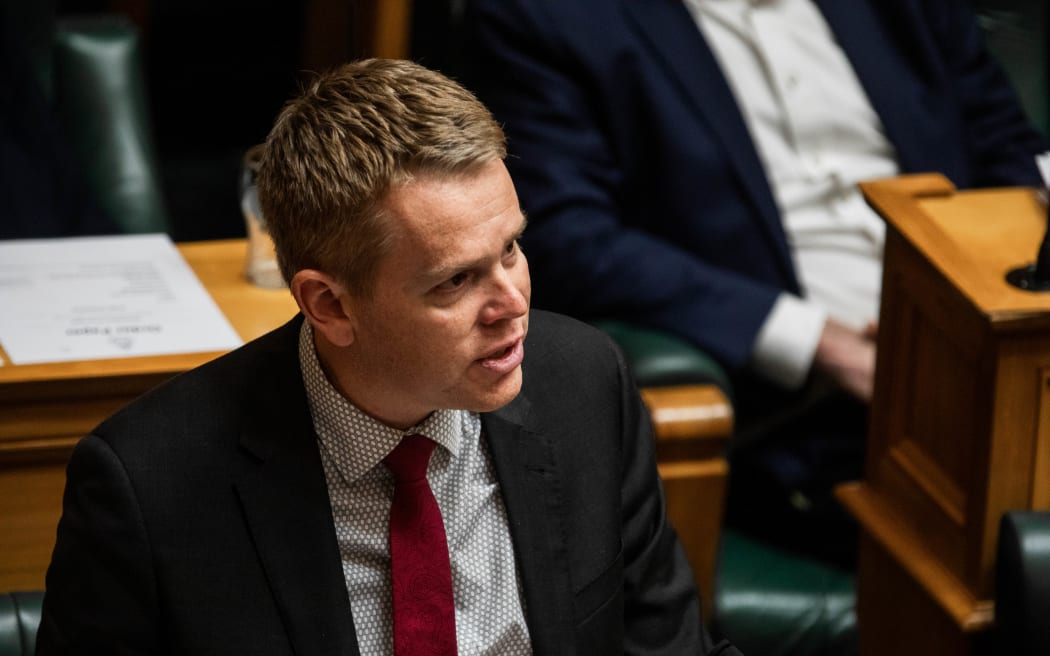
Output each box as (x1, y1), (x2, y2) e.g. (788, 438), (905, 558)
(0, 592), (43, 656)
(996, 511), (1050, 655)
(8, 0), (169, 235)
(51, 15), (170, 234)
(974, 0), (1049, 137)
(715, 530), (856, 655)
(592, 320), (732, 391)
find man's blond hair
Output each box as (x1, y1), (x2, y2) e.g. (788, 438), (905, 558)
(257, 58), (507, 295)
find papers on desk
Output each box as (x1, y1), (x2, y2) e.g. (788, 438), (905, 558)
(0, 234), (243, 364)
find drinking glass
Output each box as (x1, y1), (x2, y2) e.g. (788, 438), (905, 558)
(240, 144), (285, 289)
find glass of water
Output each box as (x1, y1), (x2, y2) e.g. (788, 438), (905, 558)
(240, 144), (285, 289)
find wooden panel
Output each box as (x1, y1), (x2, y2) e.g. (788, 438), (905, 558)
(301, 0), (354, 70)
(642, 385), (733, 453)
(350, 0), (412, 60)
(837, 483), (992, 633)
(854, 532), (978, 656)
(0, 462), (68, 592)
(659, 458), (728, 620)
(971, 338), (1050, 592)
(643, 384), (733, 615)
(893, 314), (978, 524)
(1034, 368), (1050, 507)
(867, 227), (993, 587)
(904, 306), (982, 495)
(370, 0), (412, 59)
(848, 176), (1050, 655)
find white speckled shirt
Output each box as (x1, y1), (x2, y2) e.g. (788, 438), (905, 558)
(298, 321), (532, 655)
(687, 0), (900, 387)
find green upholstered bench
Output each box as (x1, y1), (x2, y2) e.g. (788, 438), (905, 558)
(50, 15), (170, 235)
(595, 320), (732, 390)
(975, 0), (1048, 137)
(714, 530), (856, 655)
(0, 592), (43, 656)
(11, 0), (170, 236)
(596, 321), (858, 655)
(995, 511), (1050, 654)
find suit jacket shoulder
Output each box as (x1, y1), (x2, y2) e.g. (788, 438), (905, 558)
(483, 309), (719, 653)
(40, 315), (358, 655)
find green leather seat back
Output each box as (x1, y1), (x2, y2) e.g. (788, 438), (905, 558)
(975, 0), (1049, 136)
(996, 511), (1050, 655)
(714, 530), (856, 656)
(0, 592), (43, 656)
(53, 16), (170, 234)
(592, 320), (732, 392)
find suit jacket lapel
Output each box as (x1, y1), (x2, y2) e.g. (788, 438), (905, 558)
(483, 393), (575, 655)
(815, 0), (960, 178)
(234, 318), (359, 656)
(621, 0), (795, 284)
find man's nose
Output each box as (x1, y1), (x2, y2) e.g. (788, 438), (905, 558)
(481, 264), (530, 324)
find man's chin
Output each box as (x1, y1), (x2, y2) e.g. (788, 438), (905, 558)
(468, 369), (524, 413)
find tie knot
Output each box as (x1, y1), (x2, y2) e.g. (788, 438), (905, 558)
(384, 434), (436, 483)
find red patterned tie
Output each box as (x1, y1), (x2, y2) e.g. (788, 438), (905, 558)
(384, 434), (457, 655)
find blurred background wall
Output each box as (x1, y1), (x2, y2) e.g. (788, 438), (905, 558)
(27, 0), (1047, 243)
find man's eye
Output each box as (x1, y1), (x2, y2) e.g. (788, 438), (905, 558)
(436, 272), (469, 292)
(505, 240), (517, 255)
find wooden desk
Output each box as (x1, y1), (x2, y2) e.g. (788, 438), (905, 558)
(836, 176), (1050, 655)
(0, 239), (731, 605)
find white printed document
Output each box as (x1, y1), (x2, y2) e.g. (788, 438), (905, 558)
(0, 234), (243, 364)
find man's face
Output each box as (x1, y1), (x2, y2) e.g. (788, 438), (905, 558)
(339, 160), (531, 429)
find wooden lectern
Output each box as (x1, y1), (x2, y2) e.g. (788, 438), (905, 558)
(837, 174), (1050, 655)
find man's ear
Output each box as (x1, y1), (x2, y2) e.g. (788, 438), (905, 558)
(290, 269), (356, 347)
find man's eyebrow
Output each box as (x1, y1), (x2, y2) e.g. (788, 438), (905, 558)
(514, 212), (529, 239)
(422, 213), (529, 283)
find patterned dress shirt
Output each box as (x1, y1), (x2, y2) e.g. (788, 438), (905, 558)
(298, 321), (533, 655)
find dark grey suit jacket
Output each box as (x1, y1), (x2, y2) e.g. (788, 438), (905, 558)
(36, 310), (739, 655)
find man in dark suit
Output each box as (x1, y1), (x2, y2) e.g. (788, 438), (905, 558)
(463, 0), (1047, 563)
(36, 59), (739, 655)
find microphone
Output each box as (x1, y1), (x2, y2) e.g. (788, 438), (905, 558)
(1006, 154), (1050, 291)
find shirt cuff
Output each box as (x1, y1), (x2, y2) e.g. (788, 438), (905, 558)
(750, 293), (827, 389)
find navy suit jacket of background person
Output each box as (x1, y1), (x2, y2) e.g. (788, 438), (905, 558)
(37, 310), (741, 655)
(465, 0), (1047, 394)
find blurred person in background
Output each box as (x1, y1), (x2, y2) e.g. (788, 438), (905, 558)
(464, 0), (1047, 566)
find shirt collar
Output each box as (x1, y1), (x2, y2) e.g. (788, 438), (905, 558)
(298, 320), (464, 481)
